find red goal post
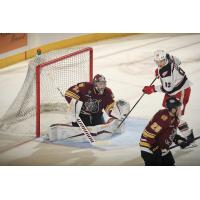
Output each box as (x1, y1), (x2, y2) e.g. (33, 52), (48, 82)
(35, 47), (93, 137)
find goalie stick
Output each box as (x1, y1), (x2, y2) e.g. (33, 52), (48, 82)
(76, 117), (96, 144)
(57, 88), (96, 144)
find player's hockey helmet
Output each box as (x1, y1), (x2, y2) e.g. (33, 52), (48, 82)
(166, 97), (182, 110)
(154, 50), (168, 66)
(93, 74), (106, 94)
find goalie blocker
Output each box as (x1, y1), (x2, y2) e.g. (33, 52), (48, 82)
(48, 99), (130, 142)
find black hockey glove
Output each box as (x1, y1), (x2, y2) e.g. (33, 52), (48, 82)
(173, 134), (189, 149)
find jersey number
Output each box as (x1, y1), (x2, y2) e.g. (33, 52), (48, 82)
(177, 67), (185, 76)
(150, 122), (162, 133)
(165, 82), (171, 88)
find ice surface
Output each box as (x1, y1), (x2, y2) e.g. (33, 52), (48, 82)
(0, 33), (200, 165)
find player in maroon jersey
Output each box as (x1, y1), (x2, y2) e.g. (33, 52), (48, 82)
(140, 97), (190, 166)
(65, 74), (115, 127)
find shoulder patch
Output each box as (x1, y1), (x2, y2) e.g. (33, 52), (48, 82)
(78, 83), (85, 88)
(161, 114), (168, 121)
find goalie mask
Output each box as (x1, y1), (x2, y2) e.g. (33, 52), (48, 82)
(93, 74), (106, 95)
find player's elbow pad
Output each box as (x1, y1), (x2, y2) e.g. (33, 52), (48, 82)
(65, 96), (72, 104)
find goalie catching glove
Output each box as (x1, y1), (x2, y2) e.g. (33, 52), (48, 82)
(110, 99), (130, 120)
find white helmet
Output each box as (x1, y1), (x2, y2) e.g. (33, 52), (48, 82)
(154, 50), (168, 66)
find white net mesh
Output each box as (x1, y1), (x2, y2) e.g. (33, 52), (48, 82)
(0, 47), (92, 136)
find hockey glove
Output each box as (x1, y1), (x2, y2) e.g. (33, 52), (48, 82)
(187, 130), (195, 144)
(173, 134), (189, 149)
(142, 85), (156, 95)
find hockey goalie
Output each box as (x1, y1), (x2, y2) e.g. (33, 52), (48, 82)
(48, 74), (130, 142)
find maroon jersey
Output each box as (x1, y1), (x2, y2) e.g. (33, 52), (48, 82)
(140, 109), (180, 152)
(65, 82), (115, 115)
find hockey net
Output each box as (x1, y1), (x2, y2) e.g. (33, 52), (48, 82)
(0, 47), (93, 137)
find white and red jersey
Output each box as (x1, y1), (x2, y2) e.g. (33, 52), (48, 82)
(155, 54), (192, 96)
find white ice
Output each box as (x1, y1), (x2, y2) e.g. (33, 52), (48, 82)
(0, 33), (200, 165)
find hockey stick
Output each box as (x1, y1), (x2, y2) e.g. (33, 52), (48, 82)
(76, 117), (96, 144)
(57, 87), (65, 98)
(170, 135), (200, 150)
(56, 88), (96, 144)
(118, 77), (157, 128)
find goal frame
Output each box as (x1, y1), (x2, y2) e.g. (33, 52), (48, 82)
(35, 47), (93, 137)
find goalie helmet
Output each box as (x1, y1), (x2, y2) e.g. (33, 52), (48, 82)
(166, 97), (182, 110)
(93, 74), (106, 95)
(154, 50), (168, 67)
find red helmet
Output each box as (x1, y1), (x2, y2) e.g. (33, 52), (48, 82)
(93, 74), (106, 83)
(93, 74), (106, 94)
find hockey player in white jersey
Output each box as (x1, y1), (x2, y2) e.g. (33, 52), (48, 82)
(142, 50), (196, 147)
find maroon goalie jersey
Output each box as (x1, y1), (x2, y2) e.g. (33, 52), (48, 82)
(140, 109), (180, 152)
(65, 82), (115, 115)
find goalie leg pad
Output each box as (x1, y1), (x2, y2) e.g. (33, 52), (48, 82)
(48, 124), (82, 142)
(48, 118), (125, 142)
